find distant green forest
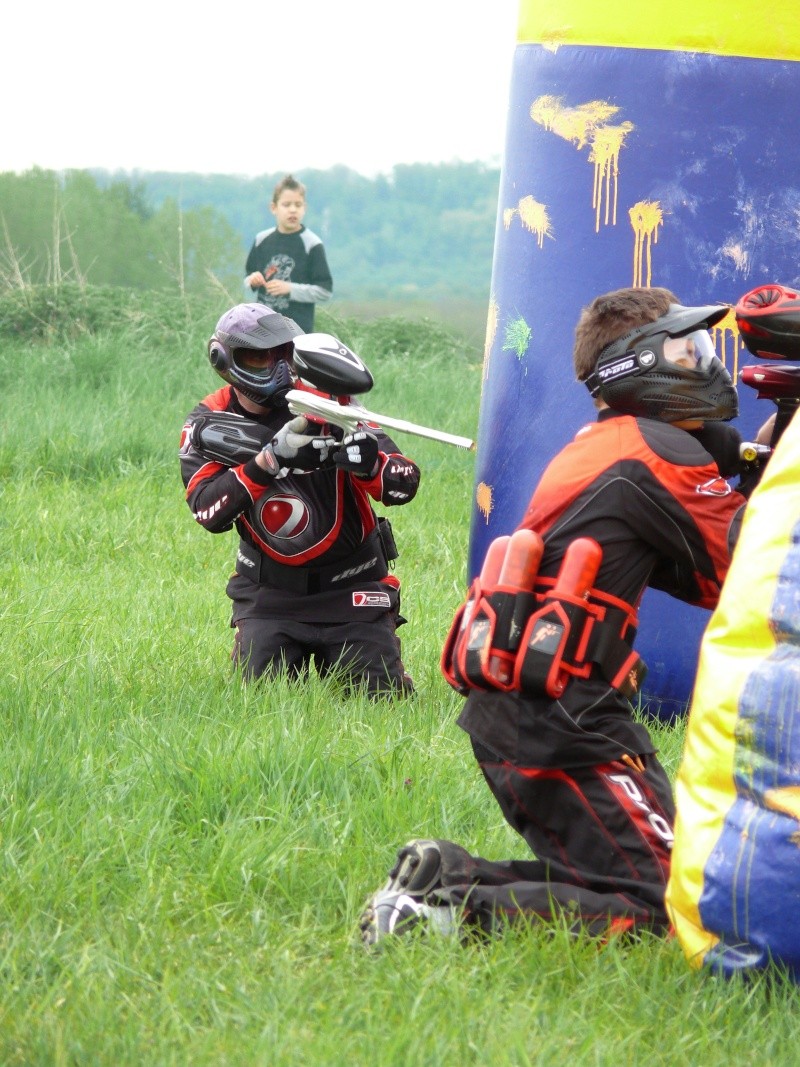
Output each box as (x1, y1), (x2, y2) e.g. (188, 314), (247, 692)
(0, 164), (501, 318)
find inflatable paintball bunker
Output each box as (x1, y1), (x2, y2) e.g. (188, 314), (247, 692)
(666, 409), (800, 981)
(473, 0), (800, 716)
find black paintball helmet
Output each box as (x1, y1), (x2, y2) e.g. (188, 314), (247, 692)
(208, 303), (304, 405)
(585, 303), (738, 422)
(734, 284), (800, 361)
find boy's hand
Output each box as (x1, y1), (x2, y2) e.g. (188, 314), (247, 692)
(264, 279), (292, 296)
(334, 431), (380, 477)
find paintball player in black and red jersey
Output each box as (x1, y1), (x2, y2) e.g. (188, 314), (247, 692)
(359, 286), (775, 945)
(179, 303), (419, 696)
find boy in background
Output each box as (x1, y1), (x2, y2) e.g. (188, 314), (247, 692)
(245, 174), (333, 332)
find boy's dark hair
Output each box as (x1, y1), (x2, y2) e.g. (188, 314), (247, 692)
(271, 174), (306, 204)
(573, 287), (679, 381)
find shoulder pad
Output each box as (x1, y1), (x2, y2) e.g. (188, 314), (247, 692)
(190, 411), (271, 466)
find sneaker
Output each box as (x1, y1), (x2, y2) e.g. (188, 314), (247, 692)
(382, 839), (444, 897)
(359, 890), (457, 948)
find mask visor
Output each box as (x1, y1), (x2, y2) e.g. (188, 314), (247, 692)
(662, 329), (718, 372)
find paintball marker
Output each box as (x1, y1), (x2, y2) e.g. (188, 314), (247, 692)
(735, 284), (800, 460)
(286, 334), (476, 451)
(189, 332), (475, 467)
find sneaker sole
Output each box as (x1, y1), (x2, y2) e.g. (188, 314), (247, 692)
(384, 839), (443, 897)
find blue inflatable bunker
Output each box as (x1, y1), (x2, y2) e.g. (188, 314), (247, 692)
(474, 0), (800, 716)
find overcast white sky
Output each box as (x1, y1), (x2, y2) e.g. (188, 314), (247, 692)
(4, 1), (519, 177)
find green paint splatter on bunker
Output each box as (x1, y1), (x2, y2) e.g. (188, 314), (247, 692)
(503, 317), (532, 359)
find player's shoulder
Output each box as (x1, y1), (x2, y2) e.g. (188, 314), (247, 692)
(299, 227), (324, 251)
(635, 417), (713, 467)
(253, 227), (277, 245)
(193, 385), (234, 415)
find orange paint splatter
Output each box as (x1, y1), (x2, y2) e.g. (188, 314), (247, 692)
(530, 95), (634, 232)
(505, 196), (554, 248)
(476, 482), (493, 522)
(484, 298), (499, 380)
(710, 309), (742, 381)
(629, 201), (663, 287)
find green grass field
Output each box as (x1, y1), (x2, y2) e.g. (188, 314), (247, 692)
(1, 290), (797, 1065)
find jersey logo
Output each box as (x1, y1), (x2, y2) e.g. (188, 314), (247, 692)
(352, 591), (391, 608)
(331, 557), (378, 583)
(259, 494), (310, 537)
(263, 255), (295, 312)
(695, 477), (733, 497)
(607, 772), (674, 845)
(194, 496), (228, 523)
(179, 421), (193, 456)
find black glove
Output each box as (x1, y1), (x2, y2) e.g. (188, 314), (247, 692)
(264, 416), (336, 473)
(333, 431), (380, 477)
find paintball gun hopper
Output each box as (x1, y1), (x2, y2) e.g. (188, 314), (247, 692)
(735, 284), (800, 362)
(735, 283), (800, 453)
(289, 333), (475, 451)
(292, 334), (374, 396)
(188, 332), (476, 470)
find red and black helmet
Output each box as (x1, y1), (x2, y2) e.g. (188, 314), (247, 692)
(734, 284), (800, 362)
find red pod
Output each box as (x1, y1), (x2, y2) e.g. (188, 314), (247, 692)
(553, 537), (602, 599)
(497, 528), (545, 591)
(441, 535), (510, 693)
(479, 535), (511, 593)
(486, 529), (545, 686)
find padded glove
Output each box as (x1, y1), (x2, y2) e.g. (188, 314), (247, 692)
(333, 431), (380, 477)
(263, 416), (336, 473)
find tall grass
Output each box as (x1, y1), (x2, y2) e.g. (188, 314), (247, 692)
(1, 290), (797, 1065)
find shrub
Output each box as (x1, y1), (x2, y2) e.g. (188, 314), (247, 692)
(0, 284), (225, 346)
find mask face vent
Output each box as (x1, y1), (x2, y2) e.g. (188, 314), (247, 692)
(229, 358), (295, 405)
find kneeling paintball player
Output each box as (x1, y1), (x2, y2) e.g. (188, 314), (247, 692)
(179, 303), (419, 697)
(360, 286), (775, 944)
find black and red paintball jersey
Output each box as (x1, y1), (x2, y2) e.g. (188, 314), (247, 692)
(179, 384), (420, 619)
(458, 411), (748, 767)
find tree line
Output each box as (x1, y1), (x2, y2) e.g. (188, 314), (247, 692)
(0, 163), (501, 303)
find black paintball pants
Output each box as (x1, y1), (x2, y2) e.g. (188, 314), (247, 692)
(430, 739), (675, 937)
(232, 612), (413, 697)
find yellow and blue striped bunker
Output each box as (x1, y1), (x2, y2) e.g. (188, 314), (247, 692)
(666, 410), (800, 980)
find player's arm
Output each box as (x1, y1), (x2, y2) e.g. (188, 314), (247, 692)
(180, 413), (336, 532)
(289, 244), (333, 304)
(180, 421), (269, 532)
